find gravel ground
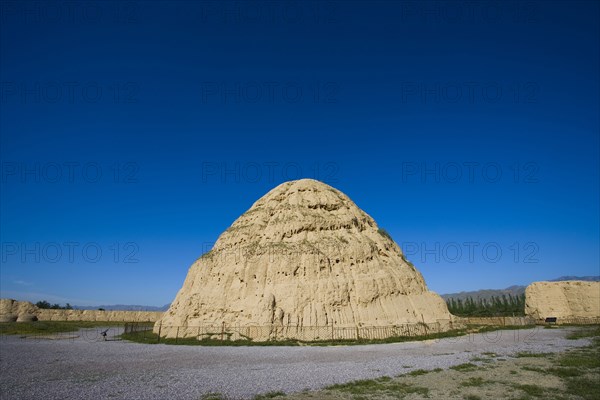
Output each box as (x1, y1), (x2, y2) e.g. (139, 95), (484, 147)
(0, 327), (592, 400)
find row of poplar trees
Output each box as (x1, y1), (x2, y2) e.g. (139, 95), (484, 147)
(446, 293), (526, 316)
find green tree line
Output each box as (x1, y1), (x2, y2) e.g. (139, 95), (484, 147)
(446, 293), (526, 317)
(35, 300), (73, 310)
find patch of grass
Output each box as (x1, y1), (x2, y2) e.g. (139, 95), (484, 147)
(469, 356), (493, 363)
(512, 383), (546, 397)
(559, 349), (600, 369)
(546, 367), (580, 378)
(481, 352), (497, 357)
(400, 253), (416, 268)
(515, 352), (552, 358)
(565, 376), (600, 400)
(253, 391), (286, 399)
(450, 363), (478, 372)
(326, 378), (381, 393)
(200, 393), (226, 400)
(550, 333), (600, 400)
(460, 377), (487, 387)
(377, 228), (393, 241)
(407, 369), (429, 376)
(433, 368), (443, 372)
(566, 325), (600, 340)
(0, 321), (124, 335)
(521, 366), (546, 373)
(326, 378), (429, 396)
(464, 395), (481, 400)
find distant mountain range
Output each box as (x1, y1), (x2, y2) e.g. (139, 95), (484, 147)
(441, 276), (599, 301)
(547, 276), (600, 282)
(70, 276), (599, 311)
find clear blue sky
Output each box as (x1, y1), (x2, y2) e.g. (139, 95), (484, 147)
(1, 1), (598, 306)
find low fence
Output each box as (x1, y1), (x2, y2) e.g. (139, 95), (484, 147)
(537, 316), (600, 325)
(460, 316), (536, 326)
(126, 319), (461, 342)
(453, 315), (600, 326)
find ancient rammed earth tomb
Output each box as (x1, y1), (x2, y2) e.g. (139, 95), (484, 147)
(155, 179), (453, 340)
(525, 281), (600, 322)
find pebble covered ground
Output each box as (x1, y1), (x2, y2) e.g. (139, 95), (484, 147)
(0, 327), (592, 399)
